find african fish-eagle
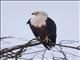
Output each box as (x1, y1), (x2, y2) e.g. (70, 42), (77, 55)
(27, 10), (57, 50)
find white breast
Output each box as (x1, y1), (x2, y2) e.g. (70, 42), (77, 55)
(30, 15), (47, 27)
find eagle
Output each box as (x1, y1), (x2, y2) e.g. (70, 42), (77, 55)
(27, 10), (57, 50)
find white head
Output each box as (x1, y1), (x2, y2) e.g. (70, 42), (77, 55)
(30, 10), (48, 27)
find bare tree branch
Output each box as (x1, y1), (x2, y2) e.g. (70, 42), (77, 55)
(0, 36), (14, 40)
(0, 37), (80, 59)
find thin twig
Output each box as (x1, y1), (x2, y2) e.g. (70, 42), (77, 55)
(59, 42), (68, 60)
(42, 49), (46, 60)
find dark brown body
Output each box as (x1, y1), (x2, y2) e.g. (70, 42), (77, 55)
(27, 17), (57, 50)
(31, 25), (47, 40)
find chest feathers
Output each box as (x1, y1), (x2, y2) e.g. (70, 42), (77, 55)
(30, 15), (47, 27)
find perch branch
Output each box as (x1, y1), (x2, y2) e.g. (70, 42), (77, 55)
(0, 37), (80, 59)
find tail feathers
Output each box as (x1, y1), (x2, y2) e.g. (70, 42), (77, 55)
(42, 40), (56, 50)
(42, 44), (51, 50)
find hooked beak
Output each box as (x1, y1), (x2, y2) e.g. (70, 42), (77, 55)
(32, 13), (35, 15)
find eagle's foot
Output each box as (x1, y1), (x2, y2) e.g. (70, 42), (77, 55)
(36, 36), (40, 41)
(43, 39), (48, 43)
